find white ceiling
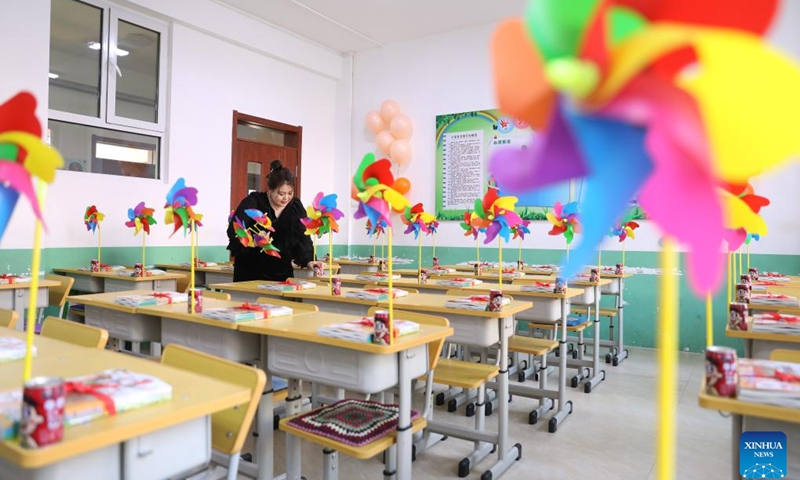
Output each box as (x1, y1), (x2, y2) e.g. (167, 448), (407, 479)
(215, 0), (528, 53)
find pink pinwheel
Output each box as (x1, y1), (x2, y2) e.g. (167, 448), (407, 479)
(164, 177), (203, 237)
(469, 186), (523, 244)
(301, 192), (344, 237)
(547, 201), (581, 245)
(511, 219), (531, 240)
(125, 202), (157, 235)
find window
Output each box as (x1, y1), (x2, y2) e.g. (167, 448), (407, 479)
(48, 0), (168, 179)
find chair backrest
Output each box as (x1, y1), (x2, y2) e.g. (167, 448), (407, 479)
(367, 307), (449, 371)
(40, 317), (108, 348)
(255, 297), (318, 312)
(45, 274), (74, 308)
(770, 349), (800, 364)
(202, 290), (231, 301)
(0, 309), (18, 329)
(166, 270), (190, 293)
(161, 344), (266, 455)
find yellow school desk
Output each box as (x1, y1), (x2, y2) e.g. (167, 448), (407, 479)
(376, 293), (531, 480)
(208, 279), (328, 302)
(0, 329), (249, 480)
(137, 298), (314, 363)
(153, 262), (232, 286)
(0, 280), (58, 331)
(54, 268), (181, 294)
(748, 302), (800, 316)
(725, 320), (800, 359)
(283, 286), (389, 316)
(238, 311), (453, 480)
(699, 378), (800, 480)
(598, 272), (634, 365)
(334, 258), (380, 275)
(380, 277), (469, 294)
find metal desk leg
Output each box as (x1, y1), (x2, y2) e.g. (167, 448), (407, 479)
(613, 277), (628, 366)
(256, 336), (275, 480)
(285, 377), (303, 480)
(483, 315), (521, 480)
(733, 414), (742, 480)
(548, 297), (573, 433)
(583, 284), (606, 393)
(396, 350), (414, 480)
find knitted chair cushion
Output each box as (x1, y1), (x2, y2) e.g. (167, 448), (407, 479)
(285, 398), (420, 447)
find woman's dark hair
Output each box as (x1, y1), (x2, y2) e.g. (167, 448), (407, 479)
(267, 160), (294, 191)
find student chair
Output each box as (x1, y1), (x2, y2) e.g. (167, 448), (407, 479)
(202, 290), (231, 301)
(40, 316), (108, 348)
(161, 344), (266, 480)
(45, 274), (75, 319)
(166, 270), (190, 293)
(770, 349), (800, 364)
(0, 309), (18, 329)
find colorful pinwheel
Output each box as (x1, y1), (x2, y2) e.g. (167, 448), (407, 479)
(547, 201), (581, 245)
(469, 186), (523, 244)
(301, 192), (344, 237)
(125, 202), (157, 235)
(353, 153), (411, 233)
(236, 210), (282, 258)
(401, 203), (435, 239)
(252, 231), (280, 257)
(609, 209), (639, 242)
(0, 92), (63, 240)
(460, 211), (479, 239)
(511, 219), (531, 240)
(488, 0), (798, 294)
(366, 219), (387, 238)
(164, 177), (203, 237)
(233, 217), (253, 247)
(84, 205), (104, 233)
(245, 209), (275, 232)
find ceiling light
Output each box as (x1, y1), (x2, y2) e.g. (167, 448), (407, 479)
(116, 48), (129, 57)
(87, 41), (130, 56)
(48, 72), (59, 79)
(87, 41), (101, 50)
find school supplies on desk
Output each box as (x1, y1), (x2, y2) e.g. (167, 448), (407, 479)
(317, 316), (419, 343)
(0, 274), (32, 284)
(752, 313), (800, 334)
(345, 287), (409, 301)
(445, 295), (512, 311)
(201, 307), (266, 322)
(738, 358), (800, 408)
(77, 264), (124, 272)
(0, 389), (21, 439)
(257, 280), (317, 292)
(236, 302), (293, 318)
(759, 272), (791, 282)
(520, 281), (556, 293)
(0, 337), (36, 362)
(355, 273), (401, 282)
(750, 293), (799, 307)
(180, 261), (217, 267)
(436, 278), (483, 288)
(426, 267), (456, 275)
(115, 269), (166, 277)
(484, 268), (525, 279)
(113, 291), (188, 307)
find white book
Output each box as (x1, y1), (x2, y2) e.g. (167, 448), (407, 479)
(355, 273), (401, 282)
(257, 280), (317, 291)
(200, 307), (266, 322)
(445, 295), (512, 311)
(0, 337), (36, 363)
(751, 294), (799, 307)
(520, 282), (556, 293)
(114, 292), (188, 307)
(436, 278), (483, 287)
(318, 318), (419, 343)
(345, 288), (409, 301)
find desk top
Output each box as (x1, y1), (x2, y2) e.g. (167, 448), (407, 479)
(238, 310), (453, 355)
(0, 330), (249, 469)
(208, 279), (328, 296)
(137, 298), (313, 330)
(92, 271), (186, 282)
(379, 293), (532, 318)
(698, 378), (800, 425)
(461, 283), (586, 300)
(0, 279), (59, 291)
(598, 272), (634, 279)
(65, 291), (149, 314)
(725, 320), (800, 344)
(513, 276), (612, 287)
(154, 263), (232, 272)
(284, 286), (389, 306)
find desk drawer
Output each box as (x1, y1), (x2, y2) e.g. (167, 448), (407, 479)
(85, 306), (160, 342)
(161, 318), (259, 363)
(515, 297), (563, 322)
(123, 416), (210, 480)
(570, 286), (595, 306)
(0, 443), (119, 480)
(339, 264), (378, 275)
(69, 274), (104, 293)
(601, 280), (620, 295)
(268, 337), (428, 394)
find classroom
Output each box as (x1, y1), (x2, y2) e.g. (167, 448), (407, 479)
(2, 0), (800, 479)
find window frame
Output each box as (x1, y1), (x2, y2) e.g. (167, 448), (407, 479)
(48, 0), (169, 179)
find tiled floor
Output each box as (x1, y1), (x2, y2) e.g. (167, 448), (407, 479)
(229, 347), (731, 480)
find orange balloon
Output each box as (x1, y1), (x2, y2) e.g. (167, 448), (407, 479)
(491, 18), (555, 130)
(392, 177), (411, 194)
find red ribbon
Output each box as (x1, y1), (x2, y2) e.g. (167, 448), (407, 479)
(501, 268), (516, 274)
(451, 278), (470, 283)
(755, 281), (780, 286)
(775, 371), (800, 383)
(239, 302), (270, 312)
(534, 281), (553, 287)
(365, 288), (391, 294)
(65, 381), (118, 416)
(152, 292), (174, 304)
(468, 295), (490, 302)
(765, 272), (788, 278)
(0, 274), (18, 284)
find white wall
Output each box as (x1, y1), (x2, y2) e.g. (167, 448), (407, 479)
(0, 0), (345, 252)
(350, 10), (800, 256)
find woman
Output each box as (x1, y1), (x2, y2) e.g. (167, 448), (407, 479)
(227, 160), (318, 281)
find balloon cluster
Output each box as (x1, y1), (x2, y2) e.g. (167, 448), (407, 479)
(125, 202), (157, 235)
(84, 205), (104, 233)
(301, 192), (344, 237)
(489, 0), (799, 293)
(353, 153), (411, 233)
(365, 100), (414, 168)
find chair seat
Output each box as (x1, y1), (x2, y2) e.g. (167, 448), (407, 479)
(280, 399), (425, 459)
(430, 358), (499, 389)
(528, 320), (591, 333)
(508, 336), (558, 356)
(570, 306), (618, 318)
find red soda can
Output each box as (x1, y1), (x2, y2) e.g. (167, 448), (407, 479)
(133, 263), (144, 277)
(90, 259), (99, 272)
(748, 267), (759, 280)
(368, 254), (375, 264)
(373, 310), (391, 345)
(516, 260), (524, 271)
(432, 257), (440, 268)
(323, 253), (331, 262)
(729, 302), (749, 331)
(589, 268), (600, 282)
(487, 289), (504, 312)
(378, 260), (387, 272)
(474, 263), (482, 276)
(188, 288), (204, 313)
(615, 263), (624, 275)
(21, 377), (65, 448)
(419, 269), (428, 284)
(740, 274), (752, 287)
(735, 282), (751, 304)
(332, 277), (342, 296)
(705, 346), (738, 397)
(313, 263), (324, 277)
(554, 277), (567, 294)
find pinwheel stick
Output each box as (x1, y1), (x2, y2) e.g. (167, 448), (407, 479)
(747, 244), (750, 271)
(372, 234), (376, 260)
(705, 293), (713, 346)
(313, 235), (317, 262)
(598, 250), (602, 271)
(142, 231), (146, 274)
(387, 226), (394, 346)
(433, 232), (437, 259)
(518, 237), (522, 262)
(738, 248), (743, 282)
(727, 252), (733, 303)
(656, 238), (678, 480)
(190, 220), (196, 313)
(98, 223), (102, 265)
(622, 240), (626, 267)
(328, 232), (333, 294)
(476, 236), (480, 265)
(498, 237), (503, 290)
(417, 234), (422, 277)
(566, 242), (570, 262)
(24, 181), (46, 381)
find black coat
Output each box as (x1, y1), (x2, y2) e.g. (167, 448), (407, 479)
(226, 193), (314, 282)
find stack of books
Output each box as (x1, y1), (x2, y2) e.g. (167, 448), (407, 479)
(318, 317), (420, 343)
(520, 282), (556, 293)
(257, 280), (317, 291)
(201, 307), (266, 322)
(738, 358), (800, 408)
(445, 295), (512, 311)
(0, 337), (35, 362)
(238, 302), (293, 318)
(759, 272), (791, 282)
(436, 278), (483, 288)
(752, 313), (800, 334)
(750, 293), (800, 307)
(484, 269), (525, 279)
(0, 389), (21, 439)
(355, 273), (401, 282)
(114, 292), (189, 307)
(345, 288), (409, 301)
(426, 267), (456, 275)
(527, 265), (558, 274)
